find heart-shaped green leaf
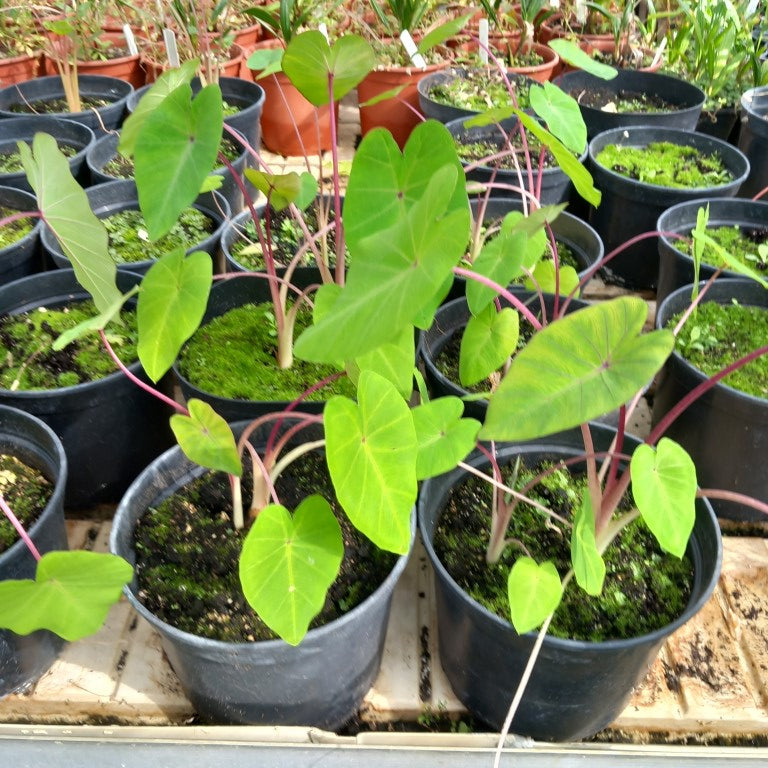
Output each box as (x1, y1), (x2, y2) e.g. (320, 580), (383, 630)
(630, 439), (696, 558)
(134, 83), (223, 241)
(170, 398), (242, 475)
(349, 325), (415, 398)
(524, 260), (580, 296)
(324, 370), (416, 553)
(282, 31), (374, 105)
(243, 170), (318, 212)
(0, 551), (132, 641)
(20, 134), (119, 315)
(239, 495), (343, 646)
(137, 248), (212, 382)
(529, 81), (587, 154)
(507, 557), (563, 634)
(481, 297), (674, 441)
(548, 38), (618, 80)
(571, 488), (605, 596)
(460, 305), (519, 387)
(247, 47), (283, 77)
(412, 397), (480, 479)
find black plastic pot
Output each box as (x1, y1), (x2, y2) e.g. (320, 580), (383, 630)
(555, 69), (705, 140)
(696, 104), (739, 142)
(656, 197), (768, 305)
(86, 130), (249, 213)
(41, 179), (230, 274)
(0, 75), (132, 132)
(447, 117), (586, 206)
(0, 116), (94, 192)
(127, 76), (266, 155)
(418, 424), (722, 740)
(174, 273), (324, 422)
(653, 279), (768, 521)
(421, 291), (589, 420)
(0, 186), (42, 286)
(588, 126), (750, 290)
(109, 423), (414, 727)
(0, 270), (174, 507)
(738, 86), (768, 198)
(0, 404), (67, 697)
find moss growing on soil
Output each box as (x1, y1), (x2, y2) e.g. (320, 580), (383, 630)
(429, 69), (531, 111)
(0, 454), (52, 553)
(596, 141), (733, 188)
(434, 459), (694, 641)
(178, 301), (356, 401)
(0, 206), (34, 247)
(134, 451), (397, 641)
(455, 130), (556, 170)
(0, 301), (139, 390)
(9, 95), (110, 114)
(104, 207), (214, 264)
(0, 144), (77, 174)
(676, 224), (768, 272)
(671, 300), (768, 398)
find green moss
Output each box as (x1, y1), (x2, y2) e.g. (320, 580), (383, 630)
(0, 206), (33, 247)
(430, 69), (531, 111)
(0, 454), (52, 553)
(178, 302), (356, 401)
(670, 300), (768, 398)
(676, 224), (768, 273)
(435, 460), (694, 641)
(595, 141), (733, 188)
(0, 301), (139, 390)
(0, 144), (77, 174)
(104, 207), (214, 264)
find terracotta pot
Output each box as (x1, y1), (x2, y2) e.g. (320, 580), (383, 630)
(538, 11), (619, 46)
(141, 44), (243, 84)
(248, 40), (335, 156)
(358, 60), (449, 149)
(507, 41), (559, 82)
(233, 22), (262, 52)
(0, 52), (40, 87)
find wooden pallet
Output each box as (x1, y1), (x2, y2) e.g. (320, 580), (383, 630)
(2, 520), (768, 739)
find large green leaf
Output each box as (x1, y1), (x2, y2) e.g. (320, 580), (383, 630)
(571, 489), (605, 596)
(342, 120), (468, 254)
(481, 297), (674, 441)
(170, 398), (242, 475)
(0, 551), (132, 641)
(239, 495), (343, 646)
(507, 557), (563, 634)
(134, 83), (223, 241)
(119, 59), (199, 156)
(412, 397), (480, 480)
(294, 165), (469, 363)
(324, 370), (416, 554)
(630, 439), (696, 558)
(547, 39), (618, 80)
(20, 133), (119, 315)
(282, 32), (374, 106)
(529, 81), (587, 154)
(459, 305), (519, 387)
(137, 248), (212, 382)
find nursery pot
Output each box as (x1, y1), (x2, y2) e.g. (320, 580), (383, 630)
(653, 279), (768, 521)
(0, 74), (133, 132)
(0, 270), (174, 507)
(418, 424), (722, 740)
(656, 197), (768, 305)
(109, 424), (414, 727)
(555, 69), (705, 140)
(587, 126), (749, 290)
(738, 86), (768, 198)
(446, 116), (586, 206)
(696, 104), (740, 142)
(0, 404), (67, 697)
(41, 179), (230, 274)
(0, 52), (39, 86)
(0, 186), (42, 286)
(0, 116), (94, 192)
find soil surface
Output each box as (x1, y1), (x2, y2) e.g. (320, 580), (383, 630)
(0, 453), (52, 553)
(574, 87), (676, 113)
(676, 224), (768, 272)
(0, 205), (34, 247)
(8, 95), (111, 114)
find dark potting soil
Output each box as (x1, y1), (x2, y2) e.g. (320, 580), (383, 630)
(178, 301), (356, 401)
(434, 459), (694, 641)
(456, 129), (557, 170)
(574, 87), (676, 113)
(0, 205), (34, 246)
(0, 453), (52, 553)
(0, 143), (77, 174)
(670, 300), (768, 398)
(676, 224), (768, 272)
(0, 300), (139, 390)
(133, 451), (398, 642)
(8, 95), (111, 114)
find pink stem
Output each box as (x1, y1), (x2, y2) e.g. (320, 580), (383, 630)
(327, 72), (346, 286)
(0, 211), (41, 228)
(0, 493), (41, 561)
(697, 489), (768, 516)
(752, 185), (768, 201)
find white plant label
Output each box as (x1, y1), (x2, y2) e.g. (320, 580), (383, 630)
(479, 18), (489, 64)
(163, 28), (180, 68)
(400, 30), (426, 69)
(318, 23), (330, 43)
(122, 24), (138, 56)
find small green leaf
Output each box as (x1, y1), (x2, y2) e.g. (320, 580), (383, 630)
(460, 305), (519, 387)
(137, 248), (212, 382)
(349, 325), (415, 399)
(524, 261), (580, 296)
(630, 439), (696, 558)
(170, 399), (242, 476)
(358, 84), (406, 107)
(53, 287), (138, 350)
(243, 170), (318, 212)
(507, 557), (563, 634)
(0, 551), (132, 642)
(239, 495), (343, 646)
(416, 12), (473, 54)
(529, 81), (587, 154)
(324, 370), (416, 553)
(412, 397), (480, 479)
(548, 39), (618, 80)
(247, 47), (283, 76)
(571, 489), (606, 595)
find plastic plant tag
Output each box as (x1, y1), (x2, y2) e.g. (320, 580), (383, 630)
(318, 22), (330, 42)
(400, 30), (427, 68)
(478, 18), (489, 64)
(123, 24), (138, 55)
(163, 28), (180, 67)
